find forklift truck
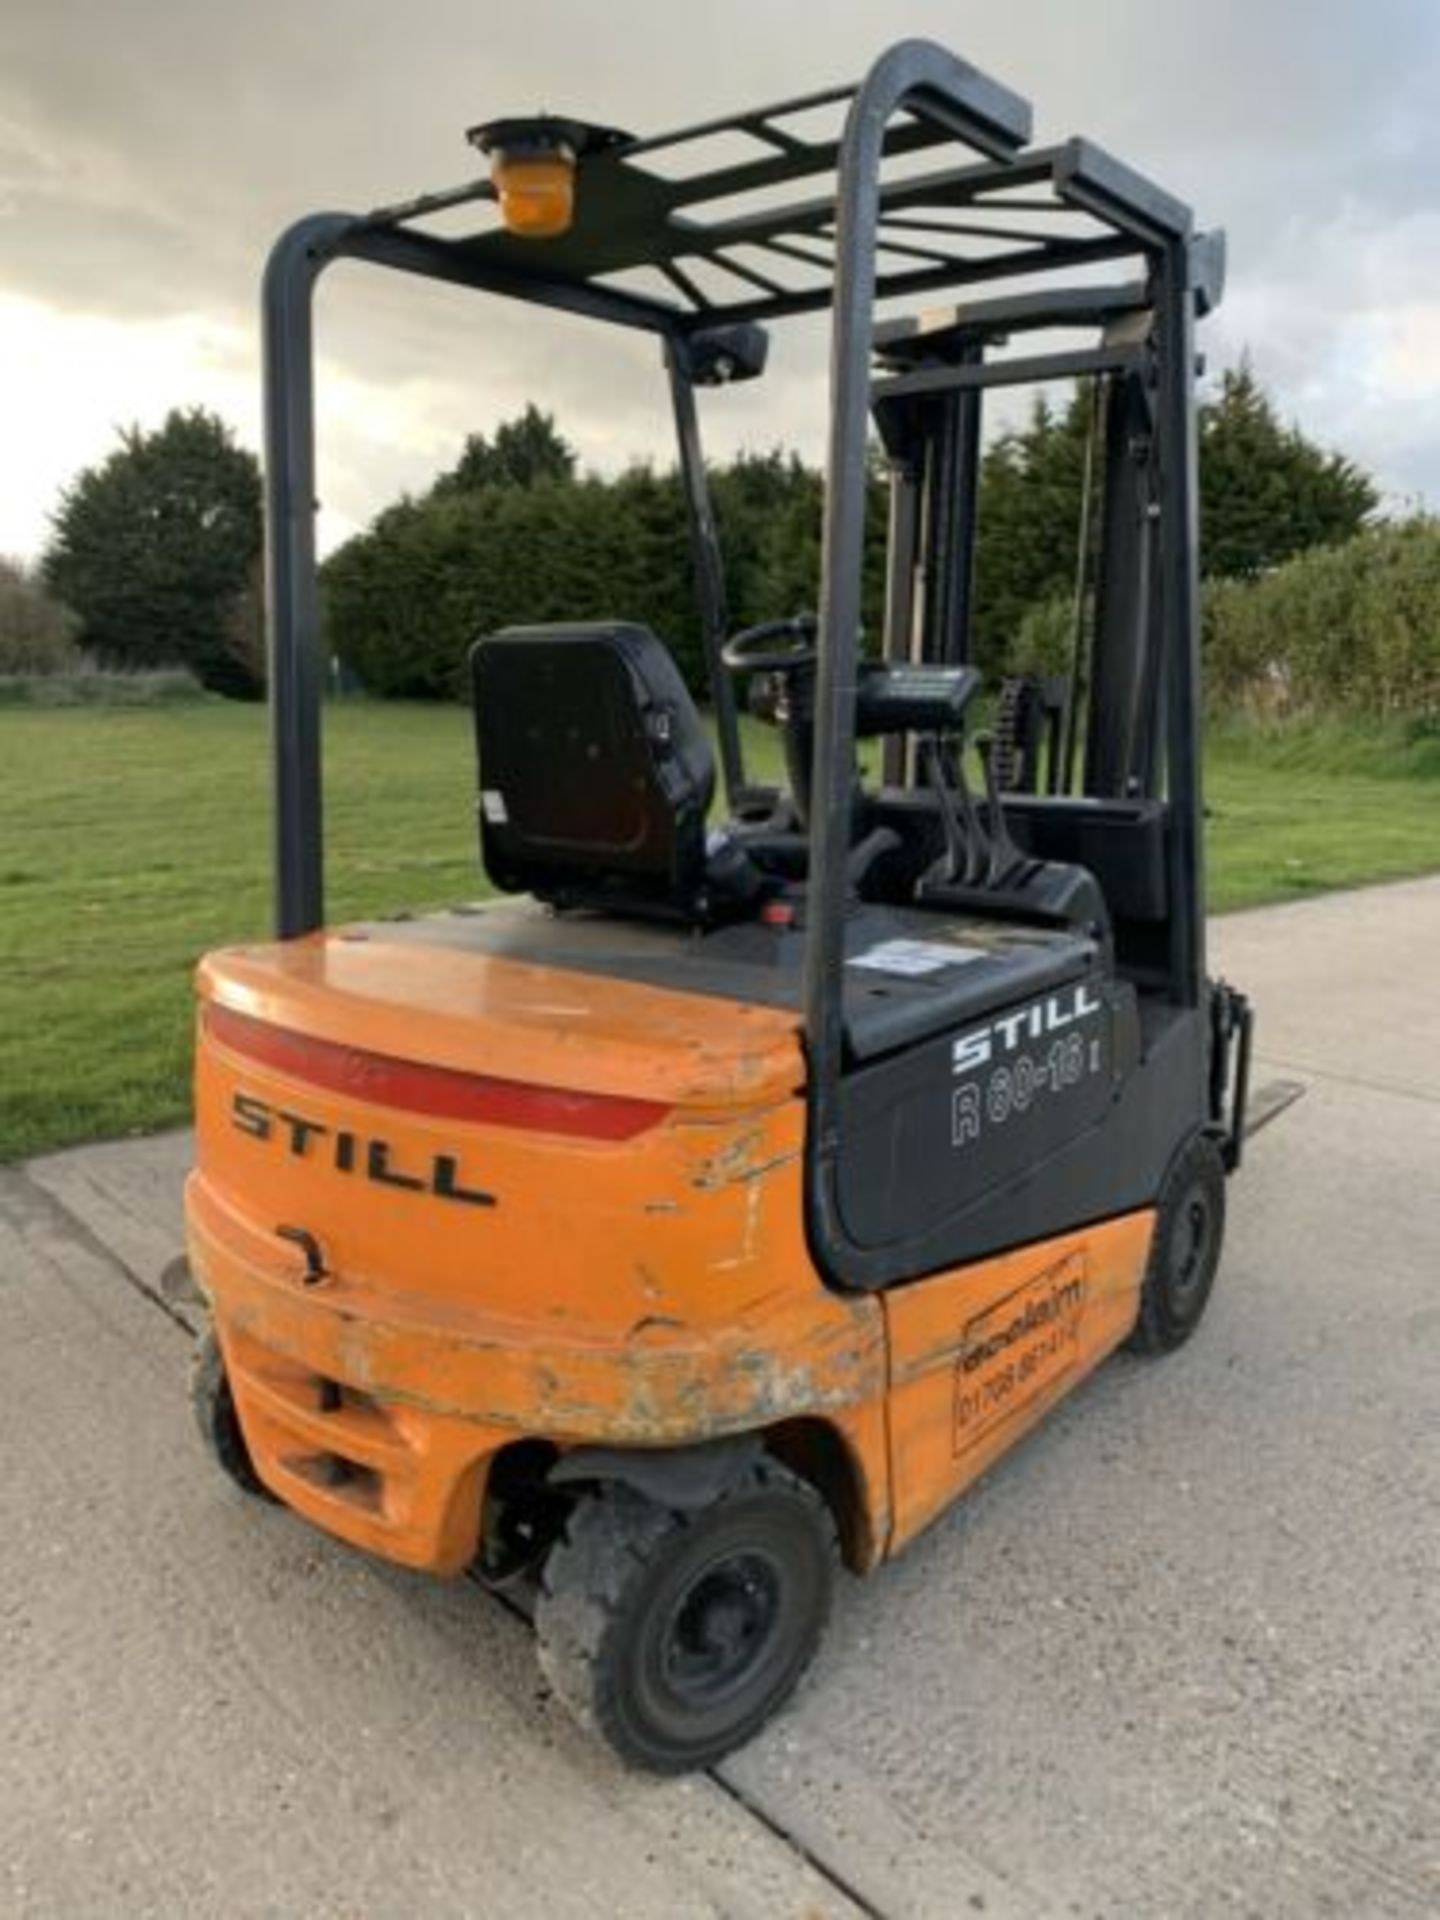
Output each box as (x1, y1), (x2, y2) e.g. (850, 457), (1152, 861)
(188, 40), (1252, 1771)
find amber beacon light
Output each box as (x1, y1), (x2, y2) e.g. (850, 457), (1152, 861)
(468, 115), (598, 237)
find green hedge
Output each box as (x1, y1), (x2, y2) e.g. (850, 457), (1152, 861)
(0, 666), (210, 708)
(321, 455), (887, 701)
(323, 478), (693, 699)
(1004, 519), (1440, 721)
(0, 559), (81, 675)
(1204, 518), (1440, 716)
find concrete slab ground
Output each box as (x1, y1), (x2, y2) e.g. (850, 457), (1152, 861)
(0, 1161), (868, 1920)
(6, 878), (1439, 1917)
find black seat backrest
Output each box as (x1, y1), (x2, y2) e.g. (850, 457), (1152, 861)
(470, 623), (717, 916)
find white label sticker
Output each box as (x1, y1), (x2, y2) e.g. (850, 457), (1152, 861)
(848, 938), (987, 978)
(481, 789), (508, 824)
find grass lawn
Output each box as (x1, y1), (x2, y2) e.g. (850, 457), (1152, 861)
(3, 701), (1437, 1162)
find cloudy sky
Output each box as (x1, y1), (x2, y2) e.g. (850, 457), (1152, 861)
(2, 0), (1437, 560)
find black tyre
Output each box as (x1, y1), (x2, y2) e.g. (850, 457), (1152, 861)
(536, 1459), (835, 1773)
(190, 1327), (275, 1501)
(1128, 1132), (1227, 1355)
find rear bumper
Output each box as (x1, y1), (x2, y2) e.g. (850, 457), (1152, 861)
(214, 1316), (499, 1574)
(186, 1172), (883, 1573)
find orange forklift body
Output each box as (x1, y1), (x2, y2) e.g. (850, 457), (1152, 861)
(188, 928), (1154, 1577)
(190, 42), (1249, 1770)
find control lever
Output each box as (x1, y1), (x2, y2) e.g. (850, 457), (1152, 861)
(922, 736), (988, 886)
(846, 825), (901, 896)
(975, 732), (1024, 886)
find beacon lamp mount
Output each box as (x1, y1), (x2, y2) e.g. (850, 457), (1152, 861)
(466, 116), (630, 237)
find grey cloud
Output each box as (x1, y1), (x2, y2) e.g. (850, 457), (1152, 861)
(3, 0), (1438, 536)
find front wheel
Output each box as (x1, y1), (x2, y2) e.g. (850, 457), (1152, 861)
(1128, 1132), (1227, 1354)
(536, 1460), (835, 1772)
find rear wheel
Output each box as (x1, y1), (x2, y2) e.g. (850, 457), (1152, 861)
(190, 1326), (275, 1500)
(1129, 1132), (1227, 1354)
(536, 1459), (835, 1772)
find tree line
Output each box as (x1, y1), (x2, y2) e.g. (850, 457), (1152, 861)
(19, 368), (1383, 707)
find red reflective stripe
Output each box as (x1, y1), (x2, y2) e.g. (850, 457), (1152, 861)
(205, 1004), (669, 1141)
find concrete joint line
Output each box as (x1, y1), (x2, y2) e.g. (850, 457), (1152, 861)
(6, 1165), (198, 1340)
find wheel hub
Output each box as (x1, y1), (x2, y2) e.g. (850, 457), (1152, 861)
(662, 1552), (781, 1704)
(1170, 1189), (1212, 1301)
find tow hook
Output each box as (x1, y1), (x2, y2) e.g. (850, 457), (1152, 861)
(276, 1224), (329, 1286)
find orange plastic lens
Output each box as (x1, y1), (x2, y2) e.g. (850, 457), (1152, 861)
(492, 153), (575, 237)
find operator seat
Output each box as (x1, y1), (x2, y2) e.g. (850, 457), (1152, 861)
(470, 623), (763, 924)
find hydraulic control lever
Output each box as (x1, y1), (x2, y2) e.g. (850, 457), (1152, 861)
(974, 731), (1025, 886)
(922, 735), (986, 885)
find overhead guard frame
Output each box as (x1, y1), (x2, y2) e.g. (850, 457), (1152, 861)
(261, 37), (1207, 1286)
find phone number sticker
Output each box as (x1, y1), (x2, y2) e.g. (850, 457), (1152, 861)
(952, 1254), (1087, 1455)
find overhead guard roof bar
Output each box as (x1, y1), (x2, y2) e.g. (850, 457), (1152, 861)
(341, 89), (1190, 338)
(263, 39), (1199, 942)
(873, 342), (1149, 405)
(872, 279), (1152, 358)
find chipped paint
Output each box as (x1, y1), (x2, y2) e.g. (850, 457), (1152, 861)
(732, 1149), (801, 1184)
(690, 1126), (781, 1190)
(187, 979), (888, 1574)
(709, 1179), (765, 1273)
(625, 1314), (687, 1342)
(631, 1261), (667, 1301)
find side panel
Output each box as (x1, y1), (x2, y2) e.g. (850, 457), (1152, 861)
(837, 966), (1123, 1250)
(883, 1209), (1153, 1552)
(826, 1001), (1205, 1285)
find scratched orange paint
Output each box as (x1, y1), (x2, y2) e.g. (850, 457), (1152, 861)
(187, 928), (1154, 1577)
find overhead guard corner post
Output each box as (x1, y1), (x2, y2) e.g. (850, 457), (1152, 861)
(803, 41), (1034, 1284)
(880, 450), (920, 786)
(665, 340), (746, 803)
(1156, 228), (1206, 1008)
(262, 212), (357, 940)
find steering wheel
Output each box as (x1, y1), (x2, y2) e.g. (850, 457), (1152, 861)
(720, 613), (818, 675)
